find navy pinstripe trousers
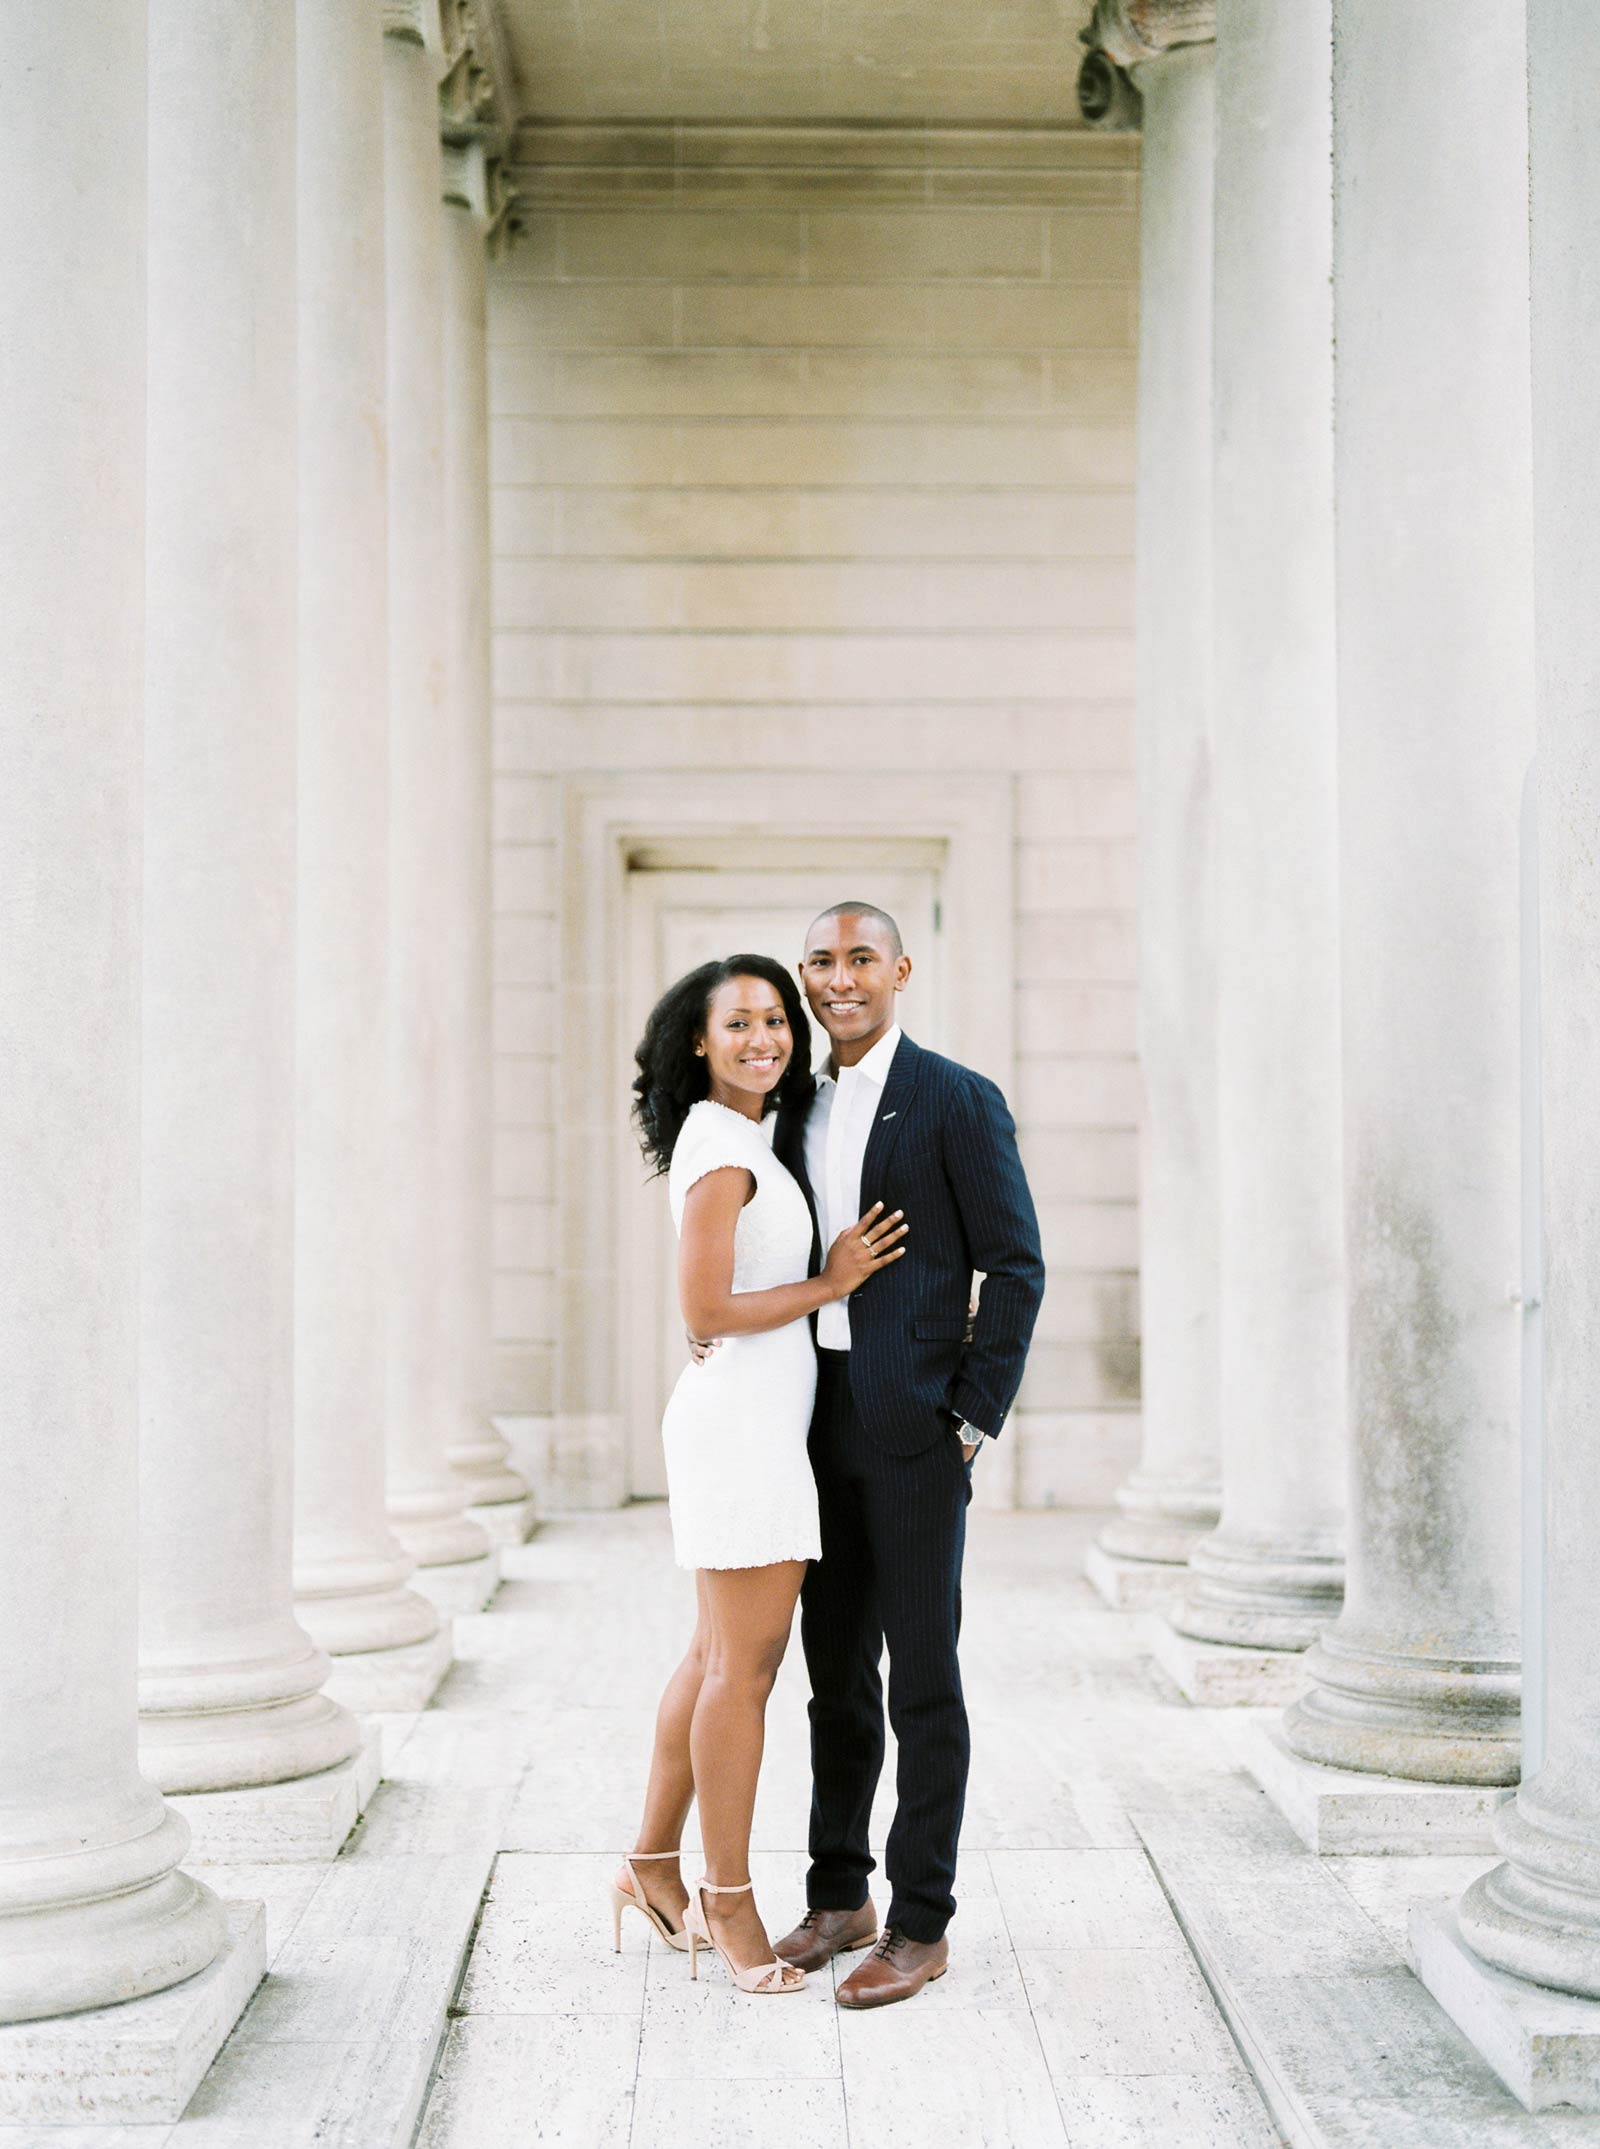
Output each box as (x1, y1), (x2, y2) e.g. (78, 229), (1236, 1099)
(801, 1347), (973, 1943)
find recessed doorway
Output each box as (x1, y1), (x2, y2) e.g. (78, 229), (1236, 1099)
(550, 770), (1012, 1513)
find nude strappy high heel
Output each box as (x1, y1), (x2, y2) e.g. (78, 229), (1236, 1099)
(610, 1852), (693, 1953)
(684, 1879), (806, 1993)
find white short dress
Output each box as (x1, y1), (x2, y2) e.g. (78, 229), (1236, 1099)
(660, 1099), (821, 1571)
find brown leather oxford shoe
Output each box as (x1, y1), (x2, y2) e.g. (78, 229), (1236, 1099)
(772, 1903), (879, 1973)
(835, 1927), (949, 2009)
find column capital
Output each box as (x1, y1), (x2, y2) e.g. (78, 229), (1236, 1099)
(438, 1), (520, 249)
(382, 0), (446, 57)
(1077, 2), (1214, 127)
(442, 137), (518, 249)
(438, 0), (512, 143)
(1083, 0), (1215, 69)
(1076, 49), (1144, 130)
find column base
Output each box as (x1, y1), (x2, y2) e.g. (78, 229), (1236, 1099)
(499, 1409), (626, 1511)
(139, 1657), (364, 1797)
(1413, 1899), (1600, 2112)
(0, 1800), (226, 2025)
(1171, 1533), (1343, 1652)
(1451, 1785), (1600, 2000)
(1245, 1716), (1510, 1854)
(1144, 1613), (1311, 1707)
(410, 1546), (500, 1616)
(466, 1492), (538, 1547)
(1097, 1512), (1216, 1564)
(0, 1900), (265, 2125)
(322, 1623), (455, 1714)
(1096, 1466), (1219, 1566)
(387, 1475), (495, 1572)
(447, 1420), (534, 1516)
(451, 1459), (532, 1512)
(1084, 1538), (1189, 1611)
(172, 1724), (382, 1863)
(1281, 1627), (1522, 1786)
(296, 1580), (442, 1660)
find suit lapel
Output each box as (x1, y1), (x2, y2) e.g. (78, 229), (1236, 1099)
(860, 1033), (921, 1210)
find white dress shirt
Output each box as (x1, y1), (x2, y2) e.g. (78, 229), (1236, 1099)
(805, 1023), (903, 1351)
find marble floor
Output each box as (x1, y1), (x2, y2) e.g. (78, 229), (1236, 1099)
(14, 1505), (1600, 2148)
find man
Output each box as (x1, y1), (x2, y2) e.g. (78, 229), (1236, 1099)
(775, 901), (1044, 2008)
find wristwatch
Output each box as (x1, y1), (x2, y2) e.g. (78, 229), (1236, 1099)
(952, 1416), (990, 1447)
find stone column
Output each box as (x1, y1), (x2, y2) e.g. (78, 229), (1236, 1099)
(140, 1), (368, 1845)
(1082, 3), (1222, 1588)
(1164, 0), (1345, 1673)
(1279, 0), (1532, 1787)
(383, 0), (497, 1612)
(293, 0), (450, 1712)
(0, 3), (230, 2029)
(1455, 0), (1600, 1994)
(441, 138), (535, 1544)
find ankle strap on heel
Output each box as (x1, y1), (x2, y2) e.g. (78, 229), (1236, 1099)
(698, 1879), (753, 1895)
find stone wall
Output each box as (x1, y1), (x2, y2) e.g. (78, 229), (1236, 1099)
(486, 124), (1142, 1509)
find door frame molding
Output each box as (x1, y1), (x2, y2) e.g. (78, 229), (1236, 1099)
(553, 769), (1015, 1506)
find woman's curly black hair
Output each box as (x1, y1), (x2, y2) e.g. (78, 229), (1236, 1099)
(632, 953), (816, 1177)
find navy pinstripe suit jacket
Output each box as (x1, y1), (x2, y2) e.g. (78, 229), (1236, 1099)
(776, 1034), (1046, 1457)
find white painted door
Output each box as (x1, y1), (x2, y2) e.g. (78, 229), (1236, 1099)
(621, 861), (943, 1497)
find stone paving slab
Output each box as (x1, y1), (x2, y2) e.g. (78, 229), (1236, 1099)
(630, 2078), (848, 2148)
(1054, 2071), (1284, 2148)
(416, 2015), (638, 2149)
(1327, 1853), (1497, 1960)
(42, 1508), (1600, 2149)
(415, 1509), (1278, 2149)
(1138, 1769), (1600, 2149)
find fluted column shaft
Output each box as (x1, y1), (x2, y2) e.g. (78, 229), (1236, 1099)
(1283, 0), (1532, 1784)
(382, 11), (496, 1584)
(1459, 0), (1600, 1988)
(294, 0), (443, 1668)
(0, 4), (226, 2022)
(139, 0), (360, 1793)
(441, 186), (532, 1524)
(1098, 40), (1221, 1566)
(1172, 0), (1345, 1651)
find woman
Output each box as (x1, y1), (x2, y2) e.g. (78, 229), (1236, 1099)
(611, 953), (907, 1994)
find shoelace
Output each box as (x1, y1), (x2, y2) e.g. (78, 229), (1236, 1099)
(873, 1927), (908, 1961)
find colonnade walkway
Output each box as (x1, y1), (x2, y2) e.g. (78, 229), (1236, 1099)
(24, 1506), (1600, 2149)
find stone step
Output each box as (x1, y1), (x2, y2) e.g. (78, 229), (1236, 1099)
(1134, 1775), (1583, 2147)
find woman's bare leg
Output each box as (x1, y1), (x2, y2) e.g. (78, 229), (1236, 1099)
(619, 1570), (710, 1928)
(691, 1560), (807, 1971)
